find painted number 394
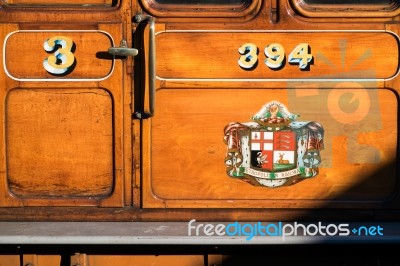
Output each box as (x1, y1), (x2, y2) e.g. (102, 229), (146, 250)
(238, 43), (313, 70)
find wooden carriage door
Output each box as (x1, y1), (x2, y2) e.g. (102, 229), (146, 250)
(0, 1), (133, 207)
(138, 1), (399, 211)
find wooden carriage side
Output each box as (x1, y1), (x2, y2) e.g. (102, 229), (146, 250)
(0, 0), (397, 223)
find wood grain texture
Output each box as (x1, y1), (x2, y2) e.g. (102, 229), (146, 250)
(0, 22), (128, 208)
(6, 88), (114, 198)
(0, 0), (398, 221)
(5, 0), (113, 5)
(0, 256), (19, 266)
(156, 32), (398, 79)
(143, 88), (397, 208)
(22, 254), (61, 266)
(88, 255), (204, 266)
(4, 31), (113, 80)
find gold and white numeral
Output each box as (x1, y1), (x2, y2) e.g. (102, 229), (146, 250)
(238, 43), (313, 70)
(238, 43), (258, 69)
(288, 43), (312, 69)
(43, 36), (75, 74)
(264, 43), (285, 69)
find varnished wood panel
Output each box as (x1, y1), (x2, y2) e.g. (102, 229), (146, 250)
(0, 256), (19, 266)
(156, 31), (398, 79)
(23, 254), (61, 266)
(4, 0), (113, 6)
(88, 255), (204, 266)
(141, 0), (261, 19)
(0, 0), (398, 223)
(6, 88), (114, 198)
(292, 0), (400, 18)
(4, 31), (113, 80)
(143, 87), (397, 208)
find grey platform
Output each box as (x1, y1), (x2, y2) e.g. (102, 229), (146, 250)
(0, 222), (399, 245)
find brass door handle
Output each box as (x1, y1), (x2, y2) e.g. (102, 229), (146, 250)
(108, 39), (138, 57)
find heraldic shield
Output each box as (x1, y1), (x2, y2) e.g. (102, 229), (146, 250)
(223, 101), (324, 187)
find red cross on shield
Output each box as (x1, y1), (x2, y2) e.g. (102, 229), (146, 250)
(250, 130), (296, 171)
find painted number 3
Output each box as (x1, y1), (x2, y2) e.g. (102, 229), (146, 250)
(238, 43), (312, 70)
(43, 36), (75, 75)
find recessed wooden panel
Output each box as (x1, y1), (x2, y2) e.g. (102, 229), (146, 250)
(143, 87), (397, 208)
(4, 0), (114, 6)
(6, 88), (114, 198)
(4, 31), (114, 80)
(304, 0), (392, 3)
(141, 0), (259, 18)
(291, 0), (400, 17)
(155, 0), (245, 4)
(156, 31), (399, 80)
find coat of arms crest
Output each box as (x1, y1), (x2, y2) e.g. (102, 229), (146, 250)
(223, 101), (324, 187)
